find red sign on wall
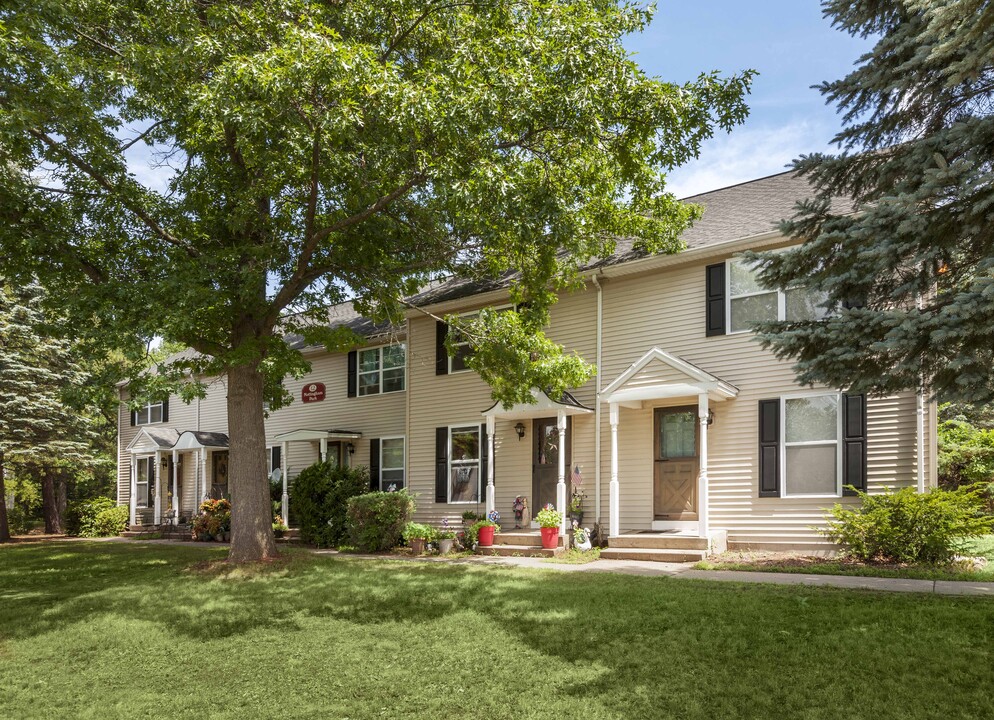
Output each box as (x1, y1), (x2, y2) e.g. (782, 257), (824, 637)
(301, 382), (326, 403)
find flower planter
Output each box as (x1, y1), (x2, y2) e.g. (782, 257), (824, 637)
(410, 538), (426, 555)
(438, 538), (454, 554)
(477, 526), (496, 547)
(540, 526), (560, 550)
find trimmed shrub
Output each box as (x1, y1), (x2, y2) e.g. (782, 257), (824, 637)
(92, 505), (130, 537)
(293, 462), (371, 547)
(824, 486), (994, 565)
(66, 497), (117, 537)
(346, 490), (415, 552)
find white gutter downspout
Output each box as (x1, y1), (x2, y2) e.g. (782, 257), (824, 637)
(591, 274), (604, 524)
(916, 288), (926, 493)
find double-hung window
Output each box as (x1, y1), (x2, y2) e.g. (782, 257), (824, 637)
(782, 393), (842, 497)
(728, 256), (830, 333)
(135, 401), (164, 425)
(379, 437), (406, 492)
(358, 344), (406, 395)
(448, 426), (481, 502)
(448, 322), (474, 373)
(135, 456), (155, 507)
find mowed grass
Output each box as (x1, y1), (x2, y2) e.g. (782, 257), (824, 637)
(2, 543), (994, 720)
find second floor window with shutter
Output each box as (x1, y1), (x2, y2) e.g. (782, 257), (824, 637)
(358, 344), (406, 395)
(728, 256), (830, 333)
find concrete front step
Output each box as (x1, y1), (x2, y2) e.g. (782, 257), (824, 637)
(477, 544), (558, 558)
(609, 533), (710, 551)
(600, 547), (706, 563)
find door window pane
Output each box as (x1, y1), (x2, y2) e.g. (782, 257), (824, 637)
(537, 424), (558, 466)
(661, 411), (696, 458)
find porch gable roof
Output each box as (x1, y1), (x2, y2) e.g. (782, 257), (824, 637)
(482, 388), (593, 421)
(272, 428), (363, 443)
(173, 431), (229, 450)
(126, 427), (180, 453)
(602, 348), (738, 406)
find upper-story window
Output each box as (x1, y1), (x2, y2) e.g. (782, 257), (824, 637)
(358, 344), (406, 395)
(135, 401), (164, 425)
(448, 324), (473, 374)
(728, 257), (830, 333)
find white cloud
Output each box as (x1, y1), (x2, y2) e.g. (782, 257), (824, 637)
(665, 119), (834, 199)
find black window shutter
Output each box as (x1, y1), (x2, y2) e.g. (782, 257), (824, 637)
(758, 399), (780, 497)
(161, 398), (169, 423)
(347, 350), (358, 397)
(479, 423), (489, 502)
(435, 322), (448, 376)
(842, 394), (868, 495)
(705, 263), (726, 337)
(272, 446), (281, 471)
(369, 438), (380, 491)
(435, 427), (449, 502)
(130, 408), (136, 426)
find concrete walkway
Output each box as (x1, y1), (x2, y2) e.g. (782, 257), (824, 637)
(105, 537), (994, 597)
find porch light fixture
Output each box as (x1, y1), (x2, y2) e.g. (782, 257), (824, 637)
(514, 422), (526, 440)
(707, 409), (715, 426)
(346, 442), (356, 455)
(160, 457), (169, 469)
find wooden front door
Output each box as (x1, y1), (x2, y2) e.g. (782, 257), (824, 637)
(211, 451), (229, 499)
(653, 407), (699, 520)
(532, 417), (571, 517)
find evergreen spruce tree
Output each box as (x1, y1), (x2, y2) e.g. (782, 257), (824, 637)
(752, 0), (994, 402)
(0, 283), (95, 538)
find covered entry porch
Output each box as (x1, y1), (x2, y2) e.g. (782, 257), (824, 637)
(271, 428), (362, 525)
(601, 348), (738, 543)
(481, 389), (593, 535)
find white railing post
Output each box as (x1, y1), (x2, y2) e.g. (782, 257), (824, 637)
(698, 393), (710, 540)
(609, 403), (620, 538)
(172, 449), (179, 525)
(153, 451), (162, 524)
(319, 437), (328, 463)
(557, 411), (567, 536)
(129, 455), (137, 526)
(281, 441), (290, 526)
(486, 416), (496, 515)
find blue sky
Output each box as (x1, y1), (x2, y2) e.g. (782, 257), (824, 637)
(627, 1), (872, 198)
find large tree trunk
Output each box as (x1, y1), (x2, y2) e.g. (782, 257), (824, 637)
(0, 450), (10, 543)
(41, 465), (63, 534)
(226, 362), (278, 562)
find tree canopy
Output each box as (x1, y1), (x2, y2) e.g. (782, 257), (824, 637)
(0, 0), (753, 560)
(751, 0), (994, 403)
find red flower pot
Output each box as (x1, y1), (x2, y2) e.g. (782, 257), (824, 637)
(478, 525), (496, 547)
(540, 526), (559, 550)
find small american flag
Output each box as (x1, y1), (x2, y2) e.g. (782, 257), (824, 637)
(571, 464), (582, 487)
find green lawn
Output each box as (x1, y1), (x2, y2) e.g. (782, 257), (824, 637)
(2, 543), (994, 719)
(697, 536), (994, 581)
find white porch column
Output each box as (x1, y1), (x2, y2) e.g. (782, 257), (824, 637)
(153, 451), (162, 524)
(200, 448), (208, 502)
(319, 437), (328, 463)
(609, 403), (620, 538)
(281, 441), (290, 526)
(698, 393), (710, 540)
(556, 410), (567, 536)
(485, 416), (496, 515)
(171, 449), (179, 525)
(129, 455), (137, 526)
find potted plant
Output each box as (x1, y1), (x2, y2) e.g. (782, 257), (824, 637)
(536, 506), (563, 549)
(402, 522), (435, 555)
(437, 518), (456, 554)
(473, 510), (501, 547)
(272, 515), (288, 539)
(568, 489), (585, 527)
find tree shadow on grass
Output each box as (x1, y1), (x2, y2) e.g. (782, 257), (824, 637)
(4, 542), (994, 719)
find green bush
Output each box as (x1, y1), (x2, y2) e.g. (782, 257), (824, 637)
(66, 497), (117, 537)
(824, 486), (994, 565)
(6, 505), (29, 535)
(938, 411), (994, 510)
(293, 462), (370, 547)
(92, 505), (130, 537)
(346, 490), (415, 552)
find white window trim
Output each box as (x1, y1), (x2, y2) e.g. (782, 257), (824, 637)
(446, 305), (514, 374)
(447, 423), (481, 504)
(726, 252), (829, 335)
(780, 390), (843, 499)
(135, 455), (154, 508)
(358, 343), (407, 396)
(135, 401), (164, 426)
(379, 436), (406, 492)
